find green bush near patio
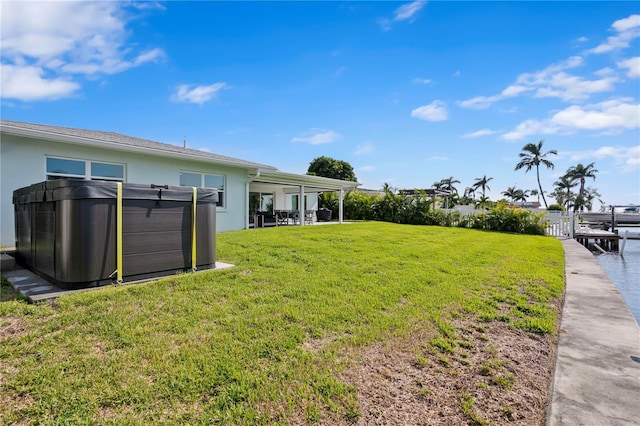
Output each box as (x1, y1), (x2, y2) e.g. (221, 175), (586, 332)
(0, 223), (564, 424)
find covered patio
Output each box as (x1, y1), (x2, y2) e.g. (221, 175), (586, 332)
(246, 169), (360, 229)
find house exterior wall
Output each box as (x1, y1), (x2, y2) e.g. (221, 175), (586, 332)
(0, 134), (249, 247)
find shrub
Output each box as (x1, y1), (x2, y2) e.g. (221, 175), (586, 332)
(342, 191), (545, 235)
(547, 204), (564, 211)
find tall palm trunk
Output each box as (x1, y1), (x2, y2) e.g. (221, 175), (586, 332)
(536, 166), (549, 208)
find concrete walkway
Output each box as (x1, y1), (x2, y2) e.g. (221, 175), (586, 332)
(547, 239), (640, 425)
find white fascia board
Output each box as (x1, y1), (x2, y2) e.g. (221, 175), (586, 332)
(255, 170), (361, 190)
(1, 125), (275, 172)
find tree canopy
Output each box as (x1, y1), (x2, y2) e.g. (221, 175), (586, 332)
(514, 140), (557, 208)
(307, 156), (357, 182)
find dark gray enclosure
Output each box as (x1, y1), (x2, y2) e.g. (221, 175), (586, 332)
(13, 180), (217, 289)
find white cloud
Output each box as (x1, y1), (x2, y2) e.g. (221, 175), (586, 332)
(569, 145), (640, 172)
(502, 119), (562, 141)
(380, 1), (426, 31)
(613, 14), (640, 32)
(576, 36), (589, 43)
(516, 56), (584, 86)
(130, 2), (166, 11)
(0, 63), (80, 101)
(587, 14), (640, 54)
(0, 2), (164, 102)
(512, 56), (619, 102)
(618, 57), (640, 78)
(458, 95), (500, 110)
(462, 129), (499, 139)
(550, 100), (640, 130)
(533, 72), (618, 101)
(501, 84), (531, 97)
(172, 83), (228, 105)
(411, 100), (448, 121)
(394, 1), (426, 22)
(413, 78), (432, 85)
(459, 55), (623, 108)
(291, 130), (341, 145)
(502, 99), (640, 140)
(458, 84), (533, 109)
(595, 67), (615, 77)
(355, 142), (375, 155)
(627, 146), (640, 168)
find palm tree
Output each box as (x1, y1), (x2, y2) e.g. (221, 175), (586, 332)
(530, 189), (540, 204)
(472, 175), (493, 198)
(513, 189), (530, 203)
(439, 176), (460, 194)
(501, 187), (529, 203)
(436, 176), (460, 208)
(553, 175), (578, 209)
(583, 187), (601, 211)
(566, 162), (598, 203)
(514, 140), (557, 208)
(502, 186), (518, 202)
(464, 187), (476, 199)
(461, 187), (475, 205)
(474, 195), (492, 210)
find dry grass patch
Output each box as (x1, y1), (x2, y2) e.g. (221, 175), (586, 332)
(337, 317), (556, 425)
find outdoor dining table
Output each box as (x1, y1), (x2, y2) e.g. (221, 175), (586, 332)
(274, 210), (299, 226)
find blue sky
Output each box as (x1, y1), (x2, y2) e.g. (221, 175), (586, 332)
(2, 1), (639, 207)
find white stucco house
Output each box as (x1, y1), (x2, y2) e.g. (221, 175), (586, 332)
(0, 120), (360, 248)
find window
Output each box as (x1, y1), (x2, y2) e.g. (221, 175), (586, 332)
(291, 194), (308, 211)
(46, 157), (125, 181)
(180, 171), (225, 208)
(249, 192), (273, 215)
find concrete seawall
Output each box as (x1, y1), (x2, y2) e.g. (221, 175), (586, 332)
(547, 239), (640, 425)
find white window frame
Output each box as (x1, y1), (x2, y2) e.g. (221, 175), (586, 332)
(45, 156), (126, 182)
(179, 171), (226, 209)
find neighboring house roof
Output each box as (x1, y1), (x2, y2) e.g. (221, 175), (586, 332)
(399, 189), (451, 196)
(0, 119), (277, 171)
(0, 119), (360, 190)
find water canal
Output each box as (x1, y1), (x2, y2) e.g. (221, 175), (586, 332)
(595, 227), (640, 325)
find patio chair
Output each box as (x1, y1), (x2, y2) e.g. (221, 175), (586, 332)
(291, 210), (300, 225)
(305, 210), (315, 225)
(275, 210), (289, 226)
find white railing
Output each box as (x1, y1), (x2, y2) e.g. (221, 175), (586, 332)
(440, 206), (578, 237)
(541, 211), (576, 238)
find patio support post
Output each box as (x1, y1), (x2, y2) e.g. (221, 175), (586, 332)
(299, 185), (305, 226)
(245, 182), (250, 229)
(339, 189), (344, 224)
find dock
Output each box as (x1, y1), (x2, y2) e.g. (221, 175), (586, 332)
(574, 227), (621, 252)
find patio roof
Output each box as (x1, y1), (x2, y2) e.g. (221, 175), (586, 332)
(250, 169), (360, 193)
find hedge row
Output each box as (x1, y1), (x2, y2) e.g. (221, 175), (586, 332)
(321, 190), (546, 235)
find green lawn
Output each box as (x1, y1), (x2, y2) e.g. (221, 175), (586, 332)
(0, 222), (564, 424)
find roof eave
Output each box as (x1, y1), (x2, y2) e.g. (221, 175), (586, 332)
(1, 124), (276, 171)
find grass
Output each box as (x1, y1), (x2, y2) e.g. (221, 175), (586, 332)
(0, 222), (564, 424)
(0, 275), (23, 302)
